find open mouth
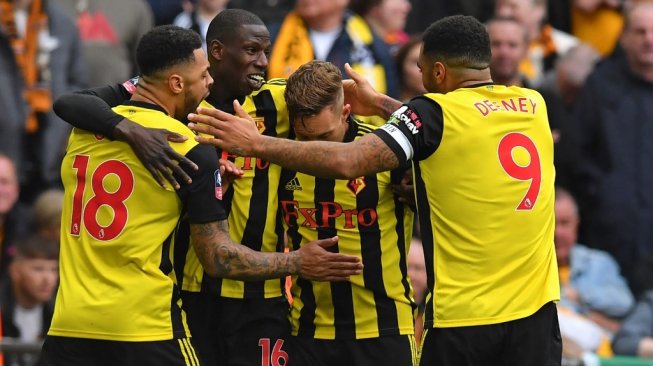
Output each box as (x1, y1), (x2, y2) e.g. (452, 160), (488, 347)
(247, 74), (265, 88)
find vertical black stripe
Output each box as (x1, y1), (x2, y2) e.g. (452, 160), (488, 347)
(315, 177), (356, 339)
(160, 229), (175, 275)
(280, 169), (317, 337)
(242, 90), (279, 296)
(391, 168), (415, 311)
(413, 161), (435, 328)
(159, 224), (190, 338)
(357, 175), (400, 336)
(172, 220), (189, 290)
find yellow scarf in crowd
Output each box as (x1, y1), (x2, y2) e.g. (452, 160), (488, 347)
(269, 11), (389, 125)
(269, 11), (387, 95)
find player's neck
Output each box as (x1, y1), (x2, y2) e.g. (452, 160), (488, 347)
(208, 84), (244, 109)
(130, 89), (174, 118)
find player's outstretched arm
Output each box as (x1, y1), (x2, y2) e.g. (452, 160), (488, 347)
(190, 221), (363, 281)
(54, 86), (197, 189)
(188, 101), (401, 179)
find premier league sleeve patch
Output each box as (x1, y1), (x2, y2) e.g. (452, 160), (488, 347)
(214, 169), (222, 200)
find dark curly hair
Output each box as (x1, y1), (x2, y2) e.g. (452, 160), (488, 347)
(422, 15), (491, 70)
(136, 25), (202, 77)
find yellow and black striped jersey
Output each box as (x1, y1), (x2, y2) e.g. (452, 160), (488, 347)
(179, 79), (292, 299)
(50, 101), (226, 341)
(280, 118), (415, 339)
(375, 84), (559, 328)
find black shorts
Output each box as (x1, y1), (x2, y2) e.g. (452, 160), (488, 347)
(419, 301), (562, 366)
(194, 295), (290, 366)
(288, 334), (417, 366)
(38, 335), (201, 366)
(182, 290), (219, 365)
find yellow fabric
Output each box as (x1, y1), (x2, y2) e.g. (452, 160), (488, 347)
(182, 80), (291, 298)
(284, 121), (414, 339)
(50, 104), (195, 341)
(421, 85), (559, 327)
(268, 11), (314, 80)
(572, 6), (623, 57)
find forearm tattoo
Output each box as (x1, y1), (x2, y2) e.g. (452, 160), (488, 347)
(190, 220), (299, 280)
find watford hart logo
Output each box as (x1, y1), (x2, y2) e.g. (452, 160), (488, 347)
(252, 117), (265, 133)
(347, 177), (366, 195)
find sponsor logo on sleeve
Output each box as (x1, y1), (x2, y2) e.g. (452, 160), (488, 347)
(214, 170), (222, 200)
(389, 105), (422, 135)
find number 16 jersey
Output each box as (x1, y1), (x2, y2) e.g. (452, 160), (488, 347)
(375, 84), (559, 329)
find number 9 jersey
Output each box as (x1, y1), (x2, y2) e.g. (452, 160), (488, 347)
(374, 84), (559, 329)
(50, 101), (226, 341)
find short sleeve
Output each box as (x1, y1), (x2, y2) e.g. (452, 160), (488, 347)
(373, 96), (444, 162)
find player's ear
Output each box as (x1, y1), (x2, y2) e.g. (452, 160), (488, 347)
(433, 61), (446, 85)
(209, 39), (225, 61)
(169, 74), (184, 95)
(342, 103), (351, 120)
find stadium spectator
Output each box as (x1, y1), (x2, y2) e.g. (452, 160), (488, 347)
(0, 155), (32, 278)
(349, 0), (412, 54)
(190, 14), (562, 366)
(487, 16), (530, 87)
(56, 0), (153, 87)
(563, 2), (653, 295)
(268, 0), (398, 100)
(612, 290), (653, 357)
(395, 35), (426, 102)
(32, 189), (63, 241)
(495, 0), (579, 88)
(1, 234), (58, 365)
(555, 188), (633, 321)
(555, 187), (632, 364)
(0, 0), (86, 194)
(281, 60), (416, 366)
(173, 0), (227, 51)
(547, 0), (623, 57)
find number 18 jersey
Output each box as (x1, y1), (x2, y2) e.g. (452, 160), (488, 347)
(375, 84), (559, 328)
(50, 102), (225, 341)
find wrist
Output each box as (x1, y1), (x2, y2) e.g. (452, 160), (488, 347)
(288, 249), (302, 276)
(374, 93), (402, 119)
(112, 118), (136, 142)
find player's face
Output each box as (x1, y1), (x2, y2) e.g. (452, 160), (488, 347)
(554, 197), (579, 264)
(292, 103), (349, 142)
(182, 49), (213, 119)
(218, 24), (270, 96)
(10, 258), (59, 304)
(418, 45), (440, 93)
(488, 21), (528, 83)
(0, 157), (19, 216)
(621, 6), (653, 69)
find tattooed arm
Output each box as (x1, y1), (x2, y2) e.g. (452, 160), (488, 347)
(188, 103), (401, 179)
(190, 220), (362, 281)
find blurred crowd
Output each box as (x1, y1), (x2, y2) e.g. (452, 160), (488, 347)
(1, 0), (653, 364)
